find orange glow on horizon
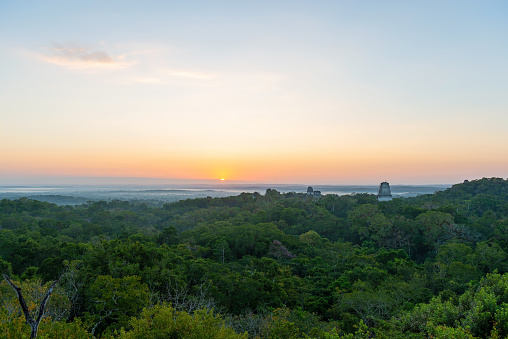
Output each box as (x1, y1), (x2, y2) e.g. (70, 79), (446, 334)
(2, 142), (508, 184)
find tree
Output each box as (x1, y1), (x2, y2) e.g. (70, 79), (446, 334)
(86, 275), (150, 335)
(2, 274), (59, 339)
(415, 211), (454, 250)
(348, 204), (393, 247)
(115, 303), (246, 339)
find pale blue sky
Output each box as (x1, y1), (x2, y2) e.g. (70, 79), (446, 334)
(1, 1), (507, 184)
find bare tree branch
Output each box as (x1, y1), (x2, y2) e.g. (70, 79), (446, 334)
(36, 278), (59, 324)
(2, 274), (59, 339)
(3, 274), (33, 325)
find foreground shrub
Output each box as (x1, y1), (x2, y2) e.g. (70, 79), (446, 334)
(114, 303), (246, 339)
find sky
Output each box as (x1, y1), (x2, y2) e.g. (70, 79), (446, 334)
(1, 0), (508, 185)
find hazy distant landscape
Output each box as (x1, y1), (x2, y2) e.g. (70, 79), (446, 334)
(0, 182), (450, 206)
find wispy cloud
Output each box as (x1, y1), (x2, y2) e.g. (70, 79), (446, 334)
(36, 42), (215, 83)
(40, 44), (135, 70)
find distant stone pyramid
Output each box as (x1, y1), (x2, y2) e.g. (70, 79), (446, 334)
(378, 182), (393, 201)
(306, 186), (321, 198)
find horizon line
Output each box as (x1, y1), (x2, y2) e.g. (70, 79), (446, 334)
(0, 175), (462, 187)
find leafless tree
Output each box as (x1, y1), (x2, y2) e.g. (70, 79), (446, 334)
(2, 274), (59, 339)
(164, 280), (219, 314)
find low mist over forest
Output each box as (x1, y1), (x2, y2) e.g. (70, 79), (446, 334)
(1, 177), (507, 338)
(0, 182), (448, 206)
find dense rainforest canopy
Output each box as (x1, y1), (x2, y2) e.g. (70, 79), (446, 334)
(1, 177), (508, 338)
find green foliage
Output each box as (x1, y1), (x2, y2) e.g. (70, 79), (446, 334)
(0, 257), (12, 276)
(0, 309), (92, 339)
(426, 324), (476, 339)
(397, 272), (508, 338)
(0, 278), (71, 322)
(0, 178), (507, 337)
(0, 310), (29, 339)
(115, 303), (246, 339)
(38, 317), (94, 339)
(86, 275), (150, 335)
(322, 320), (370, 339)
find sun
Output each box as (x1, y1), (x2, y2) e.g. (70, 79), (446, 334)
(220, 178), (225, 181)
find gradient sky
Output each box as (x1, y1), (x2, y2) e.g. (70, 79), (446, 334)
(1, 1), (508, 184)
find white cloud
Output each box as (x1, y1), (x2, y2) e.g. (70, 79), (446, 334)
(36, 42), (215, 84)
(40, 44), (136, 70)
